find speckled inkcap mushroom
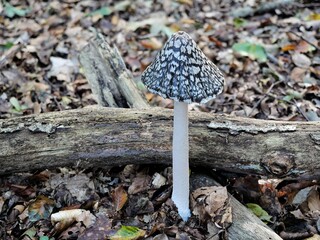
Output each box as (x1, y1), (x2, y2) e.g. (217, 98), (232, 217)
(141, 31), (224, 104)
(141, 31), (224, 221)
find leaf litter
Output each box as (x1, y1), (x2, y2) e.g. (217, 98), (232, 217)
(1, 0), (320, 239)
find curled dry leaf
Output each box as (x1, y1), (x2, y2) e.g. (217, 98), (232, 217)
(49, 172), (95, 202)
(112, 185), (128, 211)
(191, 186), (232, 227)
(290, 186), (320, 221)
(128, 173), (151, 195)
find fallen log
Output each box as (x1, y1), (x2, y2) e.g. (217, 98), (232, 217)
(0, 106), (319, 178)
(230, 0), (297, 18)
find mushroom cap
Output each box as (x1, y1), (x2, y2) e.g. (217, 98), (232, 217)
(141, 31), (224, 104)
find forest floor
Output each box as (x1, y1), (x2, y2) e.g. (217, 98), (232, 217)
(1, 0), (320, 239)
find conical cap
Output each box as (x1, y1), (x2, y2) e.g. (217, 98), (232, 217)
(141, 31), (224, 104)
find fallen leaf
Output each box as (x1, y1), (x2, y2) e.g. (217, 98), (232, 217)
(232, 42), (267, 62)
(153, 233), (169, 240)
(292, 52), (311, 69)
(305, 109), (320, 121)
(281, 43), (296, 52)
(126, 196), (154, 216)
(126, 13), (173, 37)
(246, 203), (272, 223)
(47, 57), (76, 82)
(112, 186), (128, 211)
(87, 7), (112, 17)
(140, 37), (163, 50)
(191, 186), (232, 226)
(4, 2), (29, 18)
(296, 40), (316, 53)
(87, 1), (130, 17)
(78, 214), (114, 240)
(20, 227), (37, 239)
(308, 13), (320, 21)
(307, 187), (320, 212)
(110, 225), (146, 240)
(28, 195), (55, 222)
(49, 172), (95, 202)
(292, 187), (312, 206)
(0, 41), (14, 50)
(177, 0), (193, 6)
(233, 18), (247, 28)
(128, 173), (151, 194)
(290, 67), (306, 83)
(305, 234), (320, 240)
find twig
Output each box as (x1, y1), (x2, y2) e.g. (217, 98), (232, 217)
(289, 30), (320, 51)
(248, 80), (284, 117)
(291, 99), (309, 121)
(293, 2), (320, 8)
(230, 0), (297, 18)
(0, 32), (29, 69)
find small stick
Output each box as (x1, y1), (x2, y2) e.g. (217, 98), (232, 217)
(289, 30), (320, 51)
(248, 80), (284, 117)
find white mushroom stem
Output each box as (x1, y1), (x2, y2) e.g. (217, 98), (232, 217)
(172, 101), (191, 221)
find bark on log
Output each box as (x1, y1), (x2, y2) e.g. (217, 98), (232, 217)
(230, 0), (297, 18)
(0, 106), (319, 177)
(79, 34), (149, 109)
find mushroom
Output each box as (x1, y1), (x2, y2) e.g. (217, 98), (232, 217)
(141, 31), (224, 221)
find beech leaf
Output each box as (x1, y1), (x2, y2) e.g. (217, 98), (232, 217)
(246, 203), (272, 223)
(4, 1), (29, 18)
(110, 226), (146, 240)
(232, 42), (267, 62)
(112, 186), (128, 211)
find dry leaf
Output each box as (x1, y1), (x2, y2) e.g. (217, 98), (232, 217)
(140, 37), (163, 50)
(191, 186), (232, 226)
(290, 67), (307, 82)
(292, 52), (311, 69)
(281, 44), (296, 52)
(112, 186), (128, 211)
(128, 173), (151, 195)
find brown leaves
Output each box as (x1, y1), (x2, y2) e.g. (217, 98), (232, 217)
(28, 195), (55, 222)
(140, 38), (163, 50)
(112, 186), (128, 211)
(128, 172), (151, 195)
(1, 0), (320, 239)
(292, 53), (311, 69)
(191, 186), (232, 226)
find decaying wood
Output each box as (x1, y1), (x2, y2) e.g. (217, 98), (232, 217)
(230, 0), (296, 17)
(228, 195), (281, 240)
(79, 34), (149, 109)
(1, 106), (319, 177)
